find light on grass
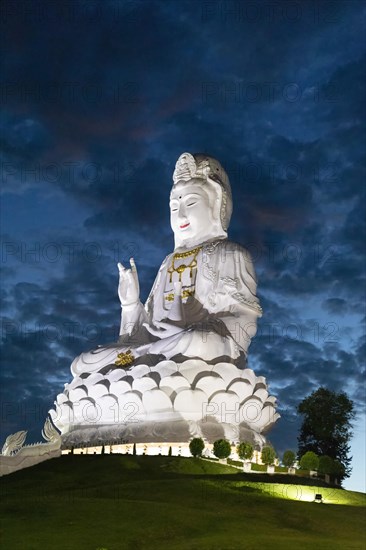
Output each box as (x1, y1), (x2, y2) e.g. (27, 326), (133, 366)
(237, 482), (362, 505)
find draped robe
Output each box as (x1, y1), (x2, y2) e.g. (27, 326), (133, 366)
(71, 239), (262, 376)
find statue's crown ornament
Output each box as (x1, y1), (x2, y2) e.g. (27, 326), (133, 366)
(173, 152), (233, 231)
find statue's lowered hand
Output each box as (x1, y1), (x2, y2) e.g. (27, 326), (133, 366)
(118, 258), (140, 307)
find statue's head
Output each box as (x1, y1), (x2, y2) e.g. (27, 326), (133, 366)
(170, 153), (233, 249)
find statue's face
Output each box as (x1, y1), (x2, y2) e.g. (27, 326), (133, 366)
(170, 180), (216, 247)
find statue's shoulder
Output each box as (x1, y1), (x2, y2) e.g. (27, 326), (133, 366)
(159, 252), (173, 269)
(215, 239), (251, 256)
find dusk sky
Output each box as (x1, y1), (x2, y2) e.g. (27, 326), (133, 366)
(1, 0), (365, 491)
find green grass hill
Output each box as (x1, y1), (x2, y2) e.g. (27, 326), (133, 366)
(1, 455), (365, 549)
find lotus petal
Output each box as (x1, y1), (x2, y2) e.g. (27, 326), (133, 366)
(241, 368), (256, 385)
(83, 372), (104, 387)
(193, 370), (221, 384)
(160, 375), (190, 392)
(239, 397), (264, 427)
(120, 375), (134, 386)
(265, 395), (277, 405)
(49, 408), (63, 429)
(159, 386), (175, 400)
(56, 393), (69, 405)
(142, 389), (172, 413)
(97, 379), (110, 391)
(208, 390), (240, 423)
(195, 375), (227, 394)
(130, 364), (151, 379)
(212, 363), (243, 383)
(98, 394), (119, 423)
(179, 359), (208, 371)
(174, 388), (208, 417)
(178, 360), (208, 384)
(107, 369), (126, 382)
(67, 376), (83, 390)
(118, 391), (144, 422)
(227, 380), (253, 402)
(109, 380), (132, 395)
(151, 360), (178, 377)
(250, 404), (278, 432)
(58, 402), (74, 425)
(88, 383), (109, 399)
(133, 377), (157, 392)
(147, 371), (160, 385)
(253, 388), (269, 403)
(69, 386), (88, 402)
(178, 362), (209, 384)
(73, 397), (99, 424)
(254, 376), (267, 389)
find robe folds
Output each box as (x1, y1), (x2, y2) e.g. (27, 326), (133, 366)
(71, 239), (262, 376)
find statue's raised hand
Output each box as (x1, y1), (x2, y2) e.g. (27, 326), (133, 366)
(117, 258), (140, 307)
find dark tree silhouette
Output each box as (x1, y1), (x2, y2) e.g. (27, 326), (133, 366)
(297, 387), (355, 479)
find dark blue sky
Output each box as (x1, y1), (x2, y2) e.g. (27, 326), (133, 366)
(1, 0), (365, 490)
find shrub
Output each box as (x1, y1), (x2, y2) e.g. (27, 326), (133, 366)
(261, 446), (276, 466)
(318, 455), (345, 477)
(133, 443), (136, 456)
(300, 451), (319, 471)
(275, 466), (288, 473)
(213, 439), (232, 459)
(237, 442), (254, 461)
(250, 463), (266, 472)
(283, 450), (296, 468)
(168, 446), (172, 457)
(318, 455), (334, 474)
(227, 458), (243, 467)
(189, 438), (205, 457)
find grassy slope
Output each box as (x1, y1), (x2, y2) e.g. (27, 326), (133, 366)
(1, 455), (365, 550)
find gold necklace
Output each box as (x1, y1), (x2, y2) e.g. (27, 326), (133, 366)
(167, 246), (202, 282)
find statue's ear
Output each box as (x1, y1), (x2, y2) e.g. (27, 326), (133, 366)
(208, 178), (223, 223)
(213, 195), (221, 221)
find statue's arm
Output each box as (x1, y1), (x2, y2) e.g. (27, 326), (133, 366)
(117, 258), (149, 339)
(119, 301), (149, 337)
(209, 245), (262, 354)
(118, 255), (168, 339)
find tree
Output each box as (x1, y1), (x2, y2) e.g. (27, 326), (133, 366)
(261, 446), (276, 466)
(133, 443), (136, 456)
(318, 455), (345, 478)
(237, 442), (254, 461)
(282, 450), (296, 468)
(300, 451), (319, 471)
(189, 438), (205, 457)
(168, 446), (172, 457)
(318, 455), (334, 475)
(331, 460), (345, 481)
(213, 439), (231, 459)
(297, 387), (355, 479)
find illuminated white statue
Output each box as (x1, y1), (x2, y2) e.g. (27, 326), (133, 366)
(50, 153), (279, 447)
(71, 153), (262, 375)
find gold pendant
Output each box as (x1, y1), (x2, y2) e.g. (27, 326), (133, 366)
(115, 350), (135, 368)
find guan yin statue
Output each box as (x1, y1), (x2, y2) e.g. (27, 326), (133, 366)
(50, 153), (280, 449)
